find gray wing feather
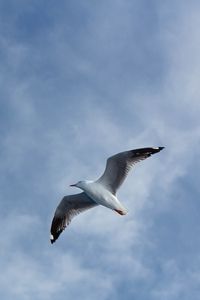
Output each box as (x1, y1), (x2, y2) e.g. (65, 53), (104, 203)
(97, 147), (164, 194)
(50, 192), (98, 243)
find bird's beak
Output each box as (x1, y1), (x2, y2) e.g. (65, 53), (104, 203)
(70, 184), (76, 187)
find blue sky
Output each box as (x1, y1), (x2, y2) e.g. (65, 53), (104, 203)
(1, 0), (200, 299)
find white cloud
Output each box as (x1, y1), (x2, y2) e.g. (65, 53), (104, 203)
(1, 1), (200, 299)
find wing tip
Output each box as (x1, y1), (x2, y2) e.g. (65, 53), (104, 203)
(133, 147), (165, 157)
(149, 147), (165, 155)
(50, 234), (56, 244)
(50, 229), (64, 244)
(153, 146), (165, 152)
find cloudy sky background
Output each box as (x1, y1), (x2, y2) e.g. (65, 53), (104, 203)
(1, 0), (200, 299)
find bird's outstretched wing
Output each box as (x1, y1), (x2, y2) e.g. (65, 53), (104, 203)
(50, 192), (98, 243)
(96, 147), (164, 195)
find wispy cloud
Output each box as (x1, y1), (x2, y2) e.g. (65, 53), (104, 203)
(1, 1), (200, 299)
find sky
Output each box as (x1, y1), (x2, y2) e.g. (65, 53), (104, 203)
(0, 0), (200, 299)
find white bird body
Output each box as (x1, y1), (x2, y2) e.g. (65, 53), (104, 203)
(76, 180), (127, 214)
(50, 147), (164, 243)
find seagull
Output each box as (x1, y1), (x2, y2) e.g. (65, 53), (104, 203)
(50, 147), (164, 243)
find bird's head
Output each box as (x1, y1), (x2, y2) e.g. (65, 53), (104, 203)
(70, 180), (88, 190)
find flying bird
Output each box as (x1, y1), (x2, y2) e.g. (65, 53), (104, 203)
(50, 147), (164, 243)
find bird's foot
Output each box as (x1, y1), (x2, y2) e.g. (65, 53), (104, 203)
(114, 209), (127, 215)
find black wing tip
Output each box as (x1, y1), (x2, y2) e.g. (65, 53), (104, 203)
(132, 147), (165, 156)
(50, 215), (67, 244)
(50, 233), (56, 244)
(147, 147), (165, 155)
(50, 227), (65, 244)
(152, 146), (165, 153)
(50, 231), (62, 244)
